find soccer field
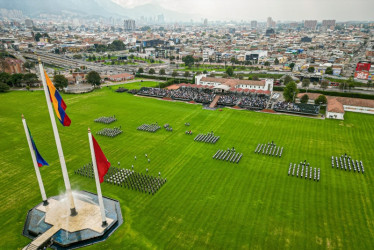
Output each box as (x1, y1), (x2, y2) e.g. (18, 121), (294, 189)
(0, 86), (373, 249)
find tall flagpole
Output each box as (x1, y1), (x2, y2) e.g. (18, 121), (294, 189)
(38, 57), (77, 216)
(22, 114), (49, 206)
(88, 128), (107, 227)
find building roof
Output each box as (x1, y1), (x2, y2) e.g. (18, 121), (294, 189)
(327, 98), (344, 113)
(200, 77), (265, 87)
(108, 73), (133, 78)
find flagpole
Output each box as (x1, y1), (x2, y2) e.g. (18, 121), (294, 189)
(22, 114), (49, 206)
(88, 128), (107, 227)
(38, 57), (77, 216)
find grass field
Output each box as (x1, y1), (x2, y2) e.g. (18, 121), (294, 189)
(0, 85), (374, 249)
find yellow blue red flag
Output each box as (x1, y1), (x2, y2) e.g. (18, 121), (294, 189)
(44, 71), (71, 126)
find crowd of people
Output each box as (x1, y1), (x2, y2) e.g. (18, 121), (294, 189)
(254, 142), (283, 157)
(138, 87), (170, 98)
(94, 116), (117, 124)
(96, 127), (123, 138)
(212, 147), (243, 164)
(218, 95), (239, 106)
(75, 164), (166, 195)
(332, 154), (364, 173)
(137, 123), (161, 133)
(239, 96), (268, 109)
(170, 87), (216, 103)
(274, 102), (319, 115)
(288, 161), (320, 182)
(194, 132), (220, 144)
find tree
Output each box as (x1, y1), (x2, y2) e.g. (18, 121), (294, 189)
(289, 62), (295, 71)
(138, 67), (144, 73)
(172, 71), (178, 78)
(283, 81), (298, 102)
(0, 72), (10, 84)
(159, 69), (166, 75)
(238, 74), (244, 80)
(109, 40), (126, 51)
(264, 61), (270, 66)
(300, 94), (309, 104)
(8, 73), (23, 87)
(325, 67), (333, 75)
(73, 54), (82, 59)
(184, 71), (190, 77)
(252, 75), (259, 80)
(226, 66), (234, 77)
(86, 71), (101, 86)
(284, 75), (293, 85)
(23, 73), (38, 86)
(203, 70), (208, 74)
(315, 95), (327, 105)
(320, 80), (329, 90)
(53, 75), (68, 91)
(302, 78), (310, 88)
(148, 68), (155, 74)
(308, 66), (315, 73)
(0, 82), (10, 92)
(182, 55), (195, 68)
(23, 61), (35, 72)
(34, 32), (42, 42)
(274, 58), (279, 65)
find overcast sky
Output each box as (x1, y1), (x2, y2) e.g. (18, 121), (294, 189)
(112, 0), (374, 21)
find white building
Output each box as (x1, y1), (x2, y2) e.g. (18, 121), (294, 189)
(195, 74), (273, 94)
(203, 48), (215, 62)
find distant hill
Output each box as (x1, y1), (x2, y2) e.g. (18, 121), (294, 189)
(0, 0), (193, 21)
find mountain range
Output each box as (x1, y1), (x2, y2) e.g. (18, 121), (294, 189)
(0, 0), (194, 21)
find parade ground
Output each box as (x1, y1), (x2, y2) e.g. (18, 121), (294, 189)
(0, 84), (373, 249)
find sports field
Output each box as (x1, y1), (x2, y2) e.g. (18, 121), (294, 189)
(0, 84), (373, 249)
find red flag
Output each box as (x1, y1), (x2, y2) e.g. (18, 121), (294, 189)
(92, 135), (111, 183)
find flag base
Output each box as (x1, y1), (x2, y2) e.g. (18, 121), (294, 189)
(22, 190), (123, 250)
(43, 200), (49, 206)
(70, 208), (77, 216)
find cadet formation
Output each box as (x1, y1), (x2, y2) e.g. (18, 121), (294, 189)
(288, 160), (320, 182)
(213, 147), (243, 164)
(194, 132), (220, 144)
(254, 141), (283, 157)
(94, 115), (117, 124)
(164, 123), (173, 132)
(332, 154), (365, 174)
(75, 163), (166, 195)
(137, 123), (161, 133)
(96, 127), (123, 138)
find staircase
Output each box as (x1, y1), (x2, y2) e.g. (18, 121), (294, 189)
(23, 226), (59, 250)
(209, 95), (221, 108)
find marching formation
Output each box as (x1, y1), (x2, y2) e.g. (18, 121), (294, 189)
(332, 154), (365, 174)
(164, 123), (173, 132)
(75, 163), (166, 195)
(137, 123), (161, 133)
(288, 161), (320, 182)
(194, 132), (220, 144)
(213, 148), (243, 164)
(96, 127), (123, 138)
(254, 142), (283, 157)
(94, 115), (117, 124)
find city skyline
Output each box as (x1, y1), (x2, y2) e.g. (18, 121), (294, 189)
(113, 0), (374, 22)
(0, 0), (373, 22)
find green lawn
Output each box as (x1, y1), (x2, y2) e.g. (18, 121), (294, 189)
(0, 88), (373, 249)
(110, 81), (161, 90)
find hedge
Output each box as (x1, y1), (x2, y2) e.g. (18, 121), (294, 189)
(273, 86), (374, 100)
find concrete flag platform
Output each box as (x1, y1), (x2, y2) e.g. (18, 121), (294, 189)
(22, 190), (123, 249)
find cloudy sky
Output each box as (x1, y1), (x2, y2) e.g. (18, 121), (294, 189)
(112, 0), (374, 21)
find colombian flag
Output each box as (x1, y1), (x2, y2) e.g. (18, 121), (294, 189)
(28, 126), (49, 167)
(44, 71), (71, 126)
